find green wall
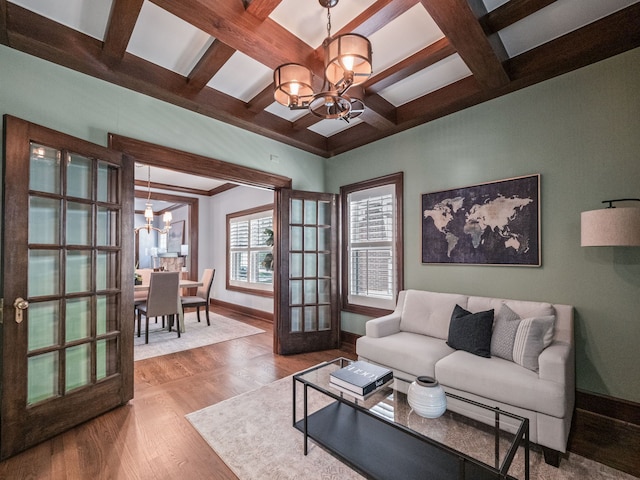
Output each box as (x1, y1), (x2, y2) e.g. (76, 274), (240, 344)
(0, 45), (324, 192)
(2, 43), (639, 403)
(326, 47), (640, 403)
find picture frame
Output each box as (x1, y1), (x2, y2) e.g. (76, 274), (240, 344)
(421, 174), (540, 266)
(167, 220), (185, 253)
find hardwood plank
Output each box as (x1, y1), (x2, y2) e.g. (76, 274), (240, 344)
(0, 306), (353, 479)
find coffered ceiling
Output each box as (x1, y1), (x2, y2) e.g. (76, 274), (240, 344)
(2, 0), (639, 158)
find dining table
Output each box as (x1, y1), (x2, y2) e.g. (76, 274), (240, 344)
(135, 278), (203, 333)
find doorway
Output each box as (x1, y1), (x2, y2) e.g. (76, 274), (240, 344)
(109, 134), (291, 332)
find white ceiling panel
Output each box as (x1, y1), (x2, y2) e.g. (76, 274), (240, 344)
(269, 0), (377, 48)
(265, 102), (311, 122)
(135, 165), (225, 192)
(207, 52), (273, 102)
(499, 0), (640, 58)
(379, 54), (472, 107)
(127, 1), (214, 75)
(481, 0), (509, 12)
(308, 117), (362, 137)
(9, 0), (112, 40)
(369, 3), (444, 75)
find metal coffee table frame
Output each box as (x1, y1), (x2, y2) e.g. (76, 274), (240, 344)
(293, 358), (529, 480)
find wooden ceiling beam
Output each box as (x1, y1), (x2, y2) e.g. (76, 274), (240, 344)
(151, 0), (323, 74)
(245, 0), (282, 21)
(325, 121), (386, 156)
(247, 83), (275, 113)
(102, 0), (144, 62)
(480, 0), (558, 34)
(397, 76), (482, 125)
(420, 0), (509, 89)
(208, 183), (239, 196)
(0, 0), (9, 45)
(187, 39), (236, 91)
(359, 93), (397, 130)
(135, 179), (212, 197)
(337, 0), (420, 38)
(5, 4), (329, 156)
(364, 38), (456, 94)
(506, 3), (640, 86)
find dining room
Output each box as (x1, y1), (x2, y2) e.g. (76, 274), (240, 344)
(132, 162), (276, 354)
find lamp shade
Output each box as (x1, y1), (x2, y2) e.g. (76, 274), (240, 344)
(273, 63), (314, 107)
(324, 34), (372, 88)
(581, 207), (640, 246)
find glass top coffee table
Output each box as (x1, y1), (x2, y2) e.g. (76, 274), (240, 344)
(293, 358), (529, 480)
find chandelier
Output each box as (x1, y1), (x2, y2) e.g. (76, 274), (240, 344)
(273, 0), (372, 121)
(135, 165), (172, 235)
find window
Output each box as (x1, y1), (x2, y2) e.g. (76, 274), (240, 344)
(227, 205), (274, 296)
(341, 173), (403, 315)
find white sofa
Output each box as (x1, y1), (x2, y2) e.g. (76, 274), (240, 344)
(356, 289), (575, 465)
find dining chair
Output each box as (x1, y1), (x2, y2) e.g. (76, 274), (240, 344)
(134, 268), (153, 309)
(180, 268), (215, 326)
(136, 271), (181, 344)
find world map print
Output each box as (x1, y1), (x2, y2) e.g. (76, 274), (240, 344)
(422, 175), (540, 265)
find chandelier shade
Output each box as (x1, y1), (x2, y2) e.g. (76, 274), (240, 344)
(273, 63), (314, 108)
(324, 34), (372, 90)
(135, 165), (172, 235)
(272, 0), (372, 121)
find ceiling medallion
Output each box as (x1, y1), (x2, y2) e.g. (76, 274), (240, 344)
(273, 0), (372, 122)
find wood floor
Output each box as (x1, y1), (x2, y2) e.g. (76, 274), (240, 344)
(0, 307), (353, 479)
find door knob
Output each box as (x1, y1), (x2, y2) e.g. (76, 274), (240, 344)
(13, 297), (29, 324)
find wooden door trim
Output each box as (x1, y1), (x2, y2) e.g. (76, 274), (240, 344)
(108, 134), (293, 189)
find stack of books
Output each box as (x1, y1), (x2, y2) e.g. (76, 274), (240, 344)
(329, 361), (393, 401)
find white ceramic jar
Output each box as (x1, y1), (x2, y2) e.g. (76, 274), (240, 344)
(407, 376), (447, 418)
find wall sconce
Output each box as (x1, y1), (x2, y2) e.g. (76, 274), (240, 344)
(581, 198), (640, 246)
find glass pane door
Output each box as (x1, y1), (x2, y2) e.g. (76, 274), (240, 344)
(27, 144), (121, 403)
(1, 115), (134, 460)
(276, 189), (339, 354)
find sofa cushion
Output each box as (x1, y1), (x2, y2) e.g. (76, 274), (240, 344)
(400, 290), (469, 340)
(446, 305), (494, 358)
(490, 304), (521, 361)
(435, 350), (568, 418)
(467, 297), (555, 322)
(512, 315), (556, 371)
(357, 331), (454, 378)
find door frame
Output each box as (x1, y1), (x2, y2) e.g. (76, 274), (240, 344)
(108, 134), (293, 353)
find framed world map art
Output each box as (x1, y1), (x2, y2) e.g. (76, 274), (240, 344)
(421, 174), (540, 266)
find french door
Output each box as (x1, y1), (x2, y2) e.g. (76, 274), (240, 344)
(275, 189), (340, 354)
(1, 116), (134, 459)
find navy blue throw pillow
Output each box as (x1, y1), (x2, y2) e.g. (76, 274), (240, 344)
(446, 304), (494, 358)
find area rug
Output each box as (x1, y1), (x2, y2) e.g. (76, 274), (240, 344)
(186, 376), (638, 480)
(134, 311), (265, 361)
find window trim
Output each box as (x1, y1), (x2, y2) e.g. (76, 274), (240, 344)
(340, 172), (404, 317)
(226, 203), (274, 298)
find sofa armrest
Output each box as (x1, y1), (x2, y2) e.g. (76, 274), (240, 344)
(538, 341), (574, 386)
(365, 313), (402, 338)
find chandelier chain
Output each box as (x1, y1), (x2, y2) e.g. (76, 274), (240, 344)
(326, 7), (332, 39)
(146, 165), (151, 203)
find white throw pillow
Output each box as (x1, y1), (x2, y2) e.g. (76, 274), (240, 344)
(512, 315), (556, 371)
